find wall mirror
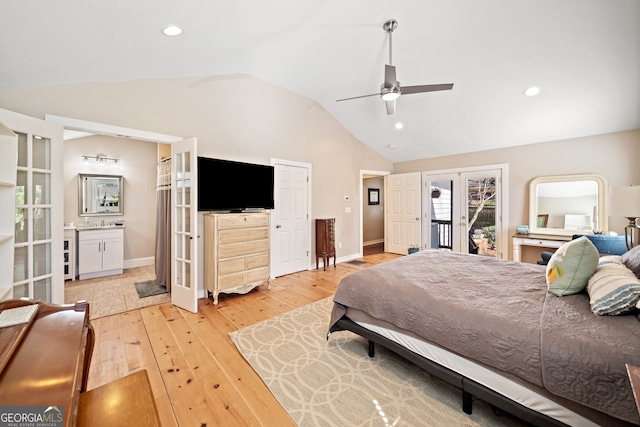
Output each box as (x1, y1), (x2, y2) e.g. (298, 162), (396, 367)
(78, 174), (124, 216)
(529, 174), (607, 236)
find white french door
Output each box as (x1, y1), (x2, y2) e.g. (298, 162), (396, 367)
(271, 162), (310, 277)
(171, 137), (199, 313)
(385, 172), (421, 255)
(0, 108), (64, 303)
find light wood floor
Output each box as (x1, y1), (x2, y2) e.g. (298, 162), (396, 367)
(87, 251), (400, 426)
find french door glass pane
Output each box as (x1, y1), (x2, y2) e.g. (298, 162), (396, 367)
(184, 261), (191, 289)
(33, 207), (51, 240)
(467, 177), (497, 257)
(14, 246), (28, 282)
(17, 132), (27, 167)
(33, 172), (51, 204)
(34, 278), (51, 300)
(32, 136), (51, 170)
(12, 283), (28, 299)
(429, 180), (453, 249)
(33, 243), (51, 277)
(15, 208), (28, 243)
(16, 170), (27, 204)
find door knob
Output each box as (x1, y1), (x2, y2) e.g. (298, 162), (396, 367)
(276, 225), (282, 228)
(415, 217), (420, 221)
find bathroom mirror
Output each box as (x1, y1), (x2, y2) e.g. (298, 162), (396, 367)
(78, 174), (124, 216)
(529, 174), (607, 236)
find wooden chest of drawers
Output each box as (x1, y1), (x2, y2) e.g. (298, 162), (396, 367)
(204, 213), (270, 304)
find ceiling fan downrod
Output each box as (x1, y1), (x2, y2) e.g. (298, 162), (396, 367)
(383, 19), (398, 65)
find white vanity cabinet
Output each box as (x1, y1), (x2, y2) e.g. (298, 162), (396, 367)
(77, 228), (124, 280)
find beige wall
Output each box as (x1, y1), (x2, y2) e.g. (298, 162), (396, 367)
(0, 75), (393, 264)
(64, 135), (157, 264)
(362, 177), (384, 244)
(393, 129), (640, 257)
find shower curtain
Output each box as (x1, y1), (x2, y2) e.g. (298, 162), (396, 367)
(155, 158), (171, 288)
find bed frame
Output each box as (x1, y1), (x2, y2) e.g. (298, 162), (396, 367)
(334, 316), (567, 427)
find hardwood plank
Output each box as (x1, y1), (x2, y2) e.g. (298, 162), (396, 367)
(139, 305), (220, 426)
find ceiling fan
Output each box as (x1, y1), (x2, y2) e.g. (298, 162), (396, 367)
(336, 19), (454, 115)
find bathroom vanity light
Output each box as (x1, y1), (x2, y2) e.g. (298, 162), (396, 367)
(82, 153), (120, 168)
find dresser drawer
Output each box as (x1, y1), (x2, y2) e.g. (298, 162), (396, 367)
(246, 253), (269, 270)
(218, 272), (246, 289)
(218, 227), (268, 244)
(219, 240), (269, 258)
(217, 214), (269, 229)
(246, 267), (269, 283)
(218, 258), (246, 275)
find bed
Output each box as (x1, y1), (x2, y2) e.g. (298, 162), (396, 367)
(327, 250), (640, 426)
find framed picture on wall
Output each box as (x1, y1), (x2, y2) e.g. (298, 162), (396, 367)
(368, 188), (380, 205)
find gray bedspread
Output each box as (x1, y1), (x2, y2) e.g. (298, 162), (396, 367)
(328, 250), (640, 424)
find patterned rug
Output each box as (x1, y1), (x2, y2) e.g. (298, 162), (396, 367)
(134, 280), (168, 299)
(230, 297), (525, 427)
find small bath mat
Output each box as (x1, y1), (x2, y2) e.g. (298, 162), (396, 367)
(134, 280), (168, 298)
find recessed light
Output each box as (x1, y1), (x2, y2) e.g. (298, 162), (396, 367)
(162, 25), (183, 36)
(394, 122), (404, 130)
(386, 144), (396, 149)
(524, 86), (540, 97)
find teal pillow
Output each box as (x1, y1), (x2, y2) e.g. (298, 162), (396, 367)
(546, 236), (599, 296)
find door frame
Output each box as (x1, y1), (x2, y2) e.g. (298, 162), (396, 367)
(270, 158), (312, 275)
(44, 115), (187, 294)
(422, 163), (509, 259)
(359, 170), (391, 256)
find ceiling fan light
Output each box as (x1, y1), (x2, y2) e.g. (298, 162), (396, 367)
(381, 91), (400, 102)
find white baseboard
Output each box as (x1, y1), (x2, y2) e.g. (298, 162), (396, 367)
(124, 257), (154, 269)
(363, 239), (384, 246)
(313, 253), (362, 270)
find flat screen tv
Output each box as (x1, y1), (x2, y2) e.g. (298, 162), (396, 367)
(197, 157), (274, 211)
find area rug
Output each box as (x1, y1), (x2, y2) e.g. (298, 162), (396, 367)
(230, 297), (524, 427)
(134, 280), (168, 298)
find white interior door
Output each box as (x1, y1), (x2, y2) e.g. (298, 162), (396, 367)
(385, 172), (421, 255)
(171, 137), (198, 313)
(271, 163), (309, 277)
(0, 108), (64, 304)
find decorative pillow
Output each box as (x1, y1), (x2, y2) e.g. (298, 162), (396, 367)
(622, 244), (640, 279)
(587, 262), (640, 315)
(546, 236), (599, 296)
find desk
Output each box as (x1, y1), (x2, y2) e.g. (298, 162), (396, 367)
(512, 234), (571, 262)
(0, 299), (94, 427)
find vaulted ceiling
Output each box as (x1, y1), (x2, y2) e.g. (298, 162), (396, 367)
(2, 0), (638, 162)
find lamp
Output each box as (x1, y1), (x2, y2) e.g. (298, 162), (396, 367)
(81, 153), (120, 168)
(608, 185), (640, 250)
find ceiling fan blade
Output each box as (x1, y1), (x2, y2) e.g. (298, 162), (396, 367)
(384, 65), (397, 88)
(401, 83), (454, 95)
(336, 92), (381, 102)
(385, 100), (396, 115)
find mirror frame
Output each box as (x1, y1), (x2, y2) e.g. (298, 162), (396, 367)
(78, 173), (124, 217)
(529, 174), (608, 236)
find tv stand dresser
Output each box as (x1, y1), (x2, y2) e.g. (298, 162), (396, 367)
(204, 212), (271, 304)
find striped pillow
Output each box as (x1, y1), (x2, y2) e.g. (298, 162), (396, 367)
(587, 258), (640, 315)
